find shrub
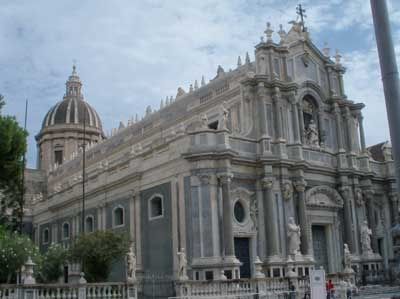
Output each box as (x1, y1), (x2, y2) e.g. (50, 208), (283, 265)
(69, 230), (129, 282)
(0, 226), (41, 283)
(38, 243), (68, 283)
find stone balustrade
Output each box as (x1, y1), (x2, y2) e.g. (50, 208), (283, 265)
(175, 277), (309, 298)
(0, 282), (137, 299)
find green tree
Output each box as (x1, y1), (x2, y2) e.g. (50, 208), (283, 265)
(69, 230), (130, 282)
(38, 243), (68, 283)
(0, 95), (28, 230)
(0, 226), (41, 283)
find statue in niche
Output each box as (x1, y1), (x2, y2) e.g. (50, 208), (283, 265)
(287, 217), (301, 256)
(177, 248), (188, 280)
(360, 221), (373, 255)
(305, 119), (319, 147)
(200, 114), (208, 129)
(126, 242), (136, 282)
(282, 182), (293, 201)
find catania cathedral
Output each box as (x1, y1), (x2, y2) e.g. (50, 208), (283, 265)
(23, 20), (399, 283)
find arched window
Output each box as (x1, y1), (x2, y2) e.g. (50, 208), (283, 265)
(85, 216), (94, 233)
(149, 195), (163, 220)
(62, 222), (70, 240)
(43, 228), (49, 244)
(113, 206), (125, 227)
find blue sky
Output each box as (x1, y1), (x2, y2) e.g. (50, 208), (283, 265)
(1, 0), (399, 168)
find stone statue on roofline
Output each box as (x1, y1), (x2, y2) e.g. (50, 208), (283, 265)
(218, 101), (229, 130)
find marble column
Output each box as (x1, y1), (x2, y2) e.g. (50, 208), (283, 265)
(272, 91), (283, 141)
(257, 84), (268, 137)
(298, 101), (305, 143)
(262, 178), (280, 257)
(290, 94), (301, 144)
(219, 173), (235, 257)
(390, 193), (399, 225)
(294, 181), (311, 256)
(358, 113), (366, 152)
(333, 103), (345, 151)
(340, 187), (355, 253)
(364, 190), (378, 252)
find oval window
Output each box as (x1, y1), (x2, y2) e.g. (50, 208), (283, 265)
(234, 201), (245, 223)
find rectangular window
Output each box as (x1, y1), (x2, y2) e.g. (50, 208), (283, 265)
(54, 150), (63, 165)
(149, 196), (164, 220)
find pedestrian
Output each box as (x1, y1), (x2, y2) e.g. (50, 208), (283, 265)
(326, 279), (334, 299)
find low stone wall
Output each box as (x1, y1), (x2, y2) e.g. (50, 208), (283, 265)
(0, 282), (137, 299)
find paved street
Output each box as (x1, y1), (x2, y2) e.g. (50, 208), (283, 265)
(359, 292), (400, 299)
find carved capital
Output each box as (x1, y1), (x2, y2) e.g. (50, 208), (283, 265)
(287, 92), (297, 105)
(363, 189), (375, 200)
(339, 186), (351, 197)
(130, 189), (139, 199)
(217, 172), (233, 184)
(261, 177), (273, 190)
(294, 180), (307, 193)
(198, 173), (211, 185)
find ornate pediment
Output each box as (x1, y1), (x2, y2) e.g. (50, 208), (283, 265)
(305, 186), (344, 209)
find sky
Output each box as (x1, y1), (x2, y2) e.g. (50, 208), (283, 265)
(1, 0), (400, 168)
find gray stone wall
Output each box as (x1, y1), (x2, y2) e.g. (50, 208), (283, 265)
(140, 182), (173, 275)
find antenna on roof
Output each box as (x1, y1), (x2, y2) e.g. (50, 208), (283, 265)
(296, 4), (307, 32)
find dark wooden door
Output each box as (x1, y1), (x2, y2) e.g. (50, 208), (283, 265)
(312, 225), (329, 272)
(234, 237), (251, 278)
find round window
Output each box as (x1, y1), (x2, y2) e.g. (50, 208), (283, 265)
(234, 201), (246, 223)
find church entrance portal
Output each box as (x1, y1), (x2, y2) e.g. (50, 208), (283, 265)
(312, 225), (329, 272)
(234, 237), (251, 278)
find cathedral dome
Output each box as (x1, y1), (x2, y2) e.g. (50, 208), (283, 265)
(41, 97), (102, 130)
(40, 65), (103, 131)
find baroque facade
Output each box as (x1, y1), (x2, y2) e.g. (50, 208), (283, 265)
(24, 21), (399, 284)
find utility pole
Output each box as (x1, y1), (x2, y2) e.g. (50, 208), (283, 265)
(19, 99), (28, 234)
(370, 0), (400, 194)
(81, 107), (86, 234)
